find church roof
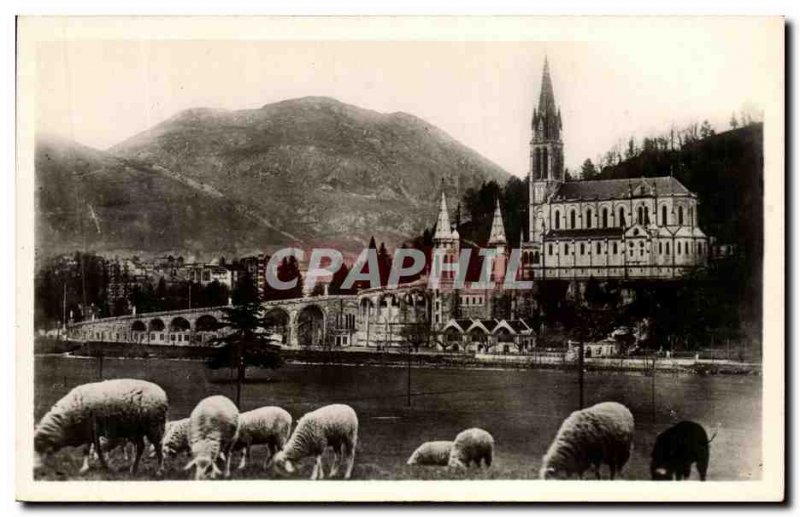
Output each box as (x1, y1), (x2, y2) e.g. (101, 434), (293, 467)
(538, 56), (557, 117)
(487, 199), (507, 246)
(553, 177), (692, 201)
(546, 228), (625, 239)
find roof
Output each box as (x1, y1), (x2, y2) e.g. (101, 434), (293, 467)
(546, 228), (625, 239)
(553, 177), (692, 201)
(487, 199), (507, 246)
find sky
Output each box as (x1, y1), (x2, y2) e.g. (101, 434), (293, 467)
(35, 23), (776, 176)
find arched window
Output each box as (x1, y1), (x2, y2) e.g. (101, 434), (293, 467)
(570, 209), (576, 229)
(554, 210), (560, 230)
(533, 251), (540, 264)
(677, 242), (682, 255)
(678, 206), (684, 226)
(618, 207), (626, 227)
(637, 206), (643, 225)
(586, 208), (593, 229)
(535, 149), (541, 179)
(543, 148), (549, 179)
(602, 208), (609, 228)
(661, 205), (667, 226)
(666, 242), (671, 255)
(689, 206), (694, 226)
(644, 207), (650, 225)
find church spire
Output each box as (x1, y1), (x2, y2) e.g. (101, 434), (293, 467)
(487, 198), (507, 247)
(532, 56), (561, 142)
(433, 190), (455, 243)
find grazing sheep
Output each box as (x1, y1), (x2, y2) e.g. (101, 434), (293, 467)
(184, 395), (240, 480)
(233, 406), (292, 470)
(407, 441), (453, 466)
(161, 418), (191, 459)
(448, 428), (494, 468)
(651, 421), (716, 481)
(34, 378), (168, 475)
(540, 401), (634, 480)
(272, 404), (358, 480)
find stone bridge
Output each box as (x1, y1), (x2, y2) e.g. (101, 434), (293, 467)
(66, 295), (360, 348)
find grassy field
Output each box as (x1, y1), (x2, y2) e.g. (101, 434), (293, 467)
(33, 355), (762, 481)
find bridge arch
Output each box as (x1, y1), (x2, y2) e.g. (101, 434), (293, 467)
(195, 314), (219, 332)
(131, 320), (146, 332)
(149, 318), (165, 332)
(263, 307), (291, 345)
(296, 304), (326, 348)
(169, 317), (191, 332)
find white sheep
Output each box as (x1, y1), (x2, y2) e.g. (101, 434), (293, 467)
(540, 401), (634, 480)
(272, 404), (358, 480)
(34, 378), (168, 475)
(448, 428), (494, 468)
(184, 395), (240, 480)
(407, 441), (453, 466)
(233, 406), (292, 470)
(161, 418), (191, 458)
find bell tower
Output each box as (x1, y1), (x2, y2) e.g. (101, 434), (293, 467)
(529, 56), (564, 244)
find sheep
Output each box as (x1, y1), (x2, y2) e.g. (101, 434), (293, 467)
(540, 401), (634, 480)
(651, 421), (716, 481)
(272, 404), (358, 480)
(233, 406), (292, 470)
(161, 418), (191, 459)
(33, 378), (168, 475)
(407, 441), (453, 466)
(448, 428), (494, 468)
(184, 395), (240, 480)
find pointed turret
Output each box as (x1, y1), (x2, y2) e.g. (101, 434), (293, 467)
(488, 198), (507, 247)
(433, 191), (455, 243)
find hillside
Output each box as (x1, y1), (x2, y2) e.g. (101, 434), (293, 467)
(110, 96), (511, 252)
(35, 135), (287, 261)
(593, 123), (764, 329)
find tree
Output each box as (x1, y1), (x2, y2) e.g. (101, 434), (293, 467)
(700, 120), (715, 139)
(730, 112), (739, 129)
(207, 301), (284, 407)
(580, 159), (598, 180)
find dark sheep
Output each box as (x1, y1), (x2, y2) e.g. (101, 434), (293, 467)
(650, 421), (716, 481)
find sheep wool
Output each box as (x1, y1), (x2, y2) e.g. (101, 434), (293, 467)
(407, 441), (453, 466)
(162, 418), (191, 457)
(185, 395), (240, 480)
(33, 378), (168, 475)
(234, 406), (292, 470)
(448, 428), (494, 468)
(274, 403), (358, 480)
(540, 401), (634, 480)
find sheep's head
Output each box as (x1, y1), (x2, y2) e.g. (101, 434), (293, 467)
(185, 457), (222, 480)
(650, 464), (672, 481)
(272, 451), (295, 475)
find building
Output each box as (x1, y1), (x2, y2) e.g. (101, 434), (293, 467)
(521, 58), (710, 280)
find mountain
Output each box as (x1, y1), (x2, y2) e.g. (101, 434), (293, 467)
(109, 97), (511, 253)
(35, 135), (288, 261)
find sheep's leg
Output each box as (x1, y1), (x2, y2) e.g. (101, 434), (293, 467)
(91, 420), (109, 471)
(263, 445), (276, 470)
(329, 446), (342, 477)
(223, 446), (234, 478)
(310, 455), (324, 480)
(343, 442), (356, 480)
(237, 447), (248, 470)
(130, 436), (145, 475)
(79, 445), (92, 474)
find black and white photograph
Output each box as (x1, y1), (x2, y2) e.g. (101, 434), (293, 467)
(15, 15), (784, 502)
